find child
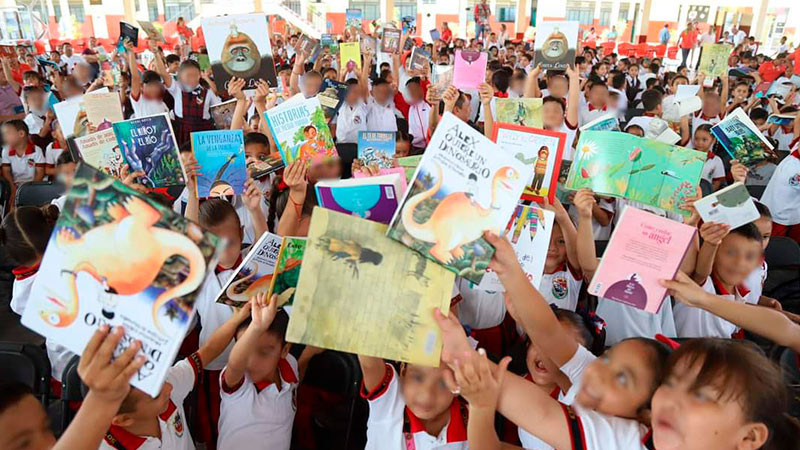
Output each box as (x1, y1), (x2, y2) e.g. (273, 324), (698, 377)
(541, 66), (580, 159)
(394, 76), (430, 151)
(626, 89), (663, 132)
(578, 79), (611, 127)
(365, 78), (399, 132)
(127, 41), (169, 118)
(43, 125), (66, 178)
(332, 79), (367, 144)
(760, 135), (800, 242)
(540, 198), (585, 311)
(1, 119), (45, 205)
(155, 57), (220, 147)
(21, 86), (54, 150)
(51, 151), (77, 210)
(694, 124), (726, 191)
(267, 161), (315, 237)
(692, 76), (729, 130)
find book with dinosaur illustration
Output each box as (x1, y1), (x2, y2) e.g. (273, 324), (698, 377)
(565, 131), (707, 215)
(315, 173), (404, 224)
(191, 130), (247, 198)
(387, 112), (533, 284)
(533, 21), (579, 70)
(453, 50), (487, 90)
(75, 128), (124, 179)
(267, 237), (307, 311)
(588, 207), (696, 314)
(409, 47), (431, 72)
(264, 95), (338, 167)
(82, 92), (124, 131)
(215, 232), (283, 307)
(319, 78), (348, 121)
(381, 28), (401, 53)
(711, 107), (774, 166)
(492, 124), (565, 204)
(495, 98), (544, 128)
(112, 113), (186, 188)
(698, 44), (733, 85)
(358, 131), (396, 168)
(340, 42), (361, 70)
(476, 204), (555, 291)
(694, 182), (760, 229)
(287, 207), (455, 366)
(209, 99), (237, 130)
(21, 163), (224, 397)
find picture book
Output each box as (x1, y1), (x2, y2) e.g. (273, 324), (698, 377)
(112, 113), (186, 187)
(430, 28), (441, 42)
(397, 155), (422, 183)
(248, 152), (285, 179)
(82, 92), (123, 131)
(387, 113), (533, 283)
(346, 8), (362, 29)
(318, 78), (348, 120)
(353, 167), (408, 195)
(403, 37), (416, 52)
(297, 34), (319, 56)
(588, 207), (696, 314)
(409, 47), (431, 72)
(580, 113), (619, 131)
(694, 182), (760, 229)
(209, 99), (237, 130)
(194, 53), (211, 71)
(267, 237), (307, 310)
(381, 28), (401, 53)
(493, 124), (565, 204)
(360, 35), (377, 55)
(766, 80), (793, 100)
(75, 129), (124, 179)
(191, 130), (247, 198)
(711, 107), (774, 166)
(21, 164), (223, 397)
(453, 50), (488, 90)
(54, 96), (89, 138)
(215, 232), (283, 307)
(476, 204), (555, 291)
(137, 20), (164, 42)
(767, 113), (796, 127)
(566, 131), (707, 215)
(339, 42), (361, 70)
(698, 44), (733, 85)
(430, 65), (453, 99)
(201, 14), (278, 93)
(495, 98), (543, 128)
(534, 21), (579, 70)
(754, 81), (772, 98)
(264, 95), (338, 166)
(358, 131), (396, 168)
(315, 173), (404, 224)
(287, 207), (455, 366)
(118, 22), (139, 49)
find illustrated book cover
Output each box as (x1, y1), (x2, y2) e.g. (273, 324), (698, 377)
(118, 22), (139, 49)
(358, 131), (396, 168)
(267, 237), (307, 310)
(319, 78), (348, 121)
(112, 113), (186, 187)
(409, 47), (431, 72)
(534, 21), (579, 70)
(215, 232), (283, 307)
(82, 92), (124, 131)
(75, 128), (124, 179)
(315, 173), (404, 224)
(264, 94), (338, 166)
(453, 50), (488, 90)
(339, 42), (361, 70)
(711, 107), (774, 166)
(191, 130), (247, 198)
(346, 8), (362, 29)
(137, 20), (165, 42)
(694, 182), (760, 229)
(495, 98), (543, 128)
(381, 28), (401, 53)
(209, 99), (237, 130)
(353, 167), (408, 195)
(698, 44), (733, 85)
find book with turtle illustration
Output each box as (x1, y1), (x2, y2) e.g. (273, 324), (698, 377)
(711, 107), (773, 166)
(534, 21), (579, 70)
(21, 163), (223, 397)
(191, 129), (247, 198)
(315, 173), (404, 224)
(588, 207), (696, 314)
(694, 182), (760, 229)
(209, 99), (237, 130)
(453, 50), (487, 90)
(287, 207), (455, 366)
(565, 131), (707, 215)
(215, 232), (283, 307)
(75, 128), (124, 179)
(267, 236), (307, 311)
(264, 94), (338, 167)
(358, 131), (396, 168)
(698, 44), (733, 85)
(387, 112), (533, 283)
(113, 113), (186, 187)
(495, 98), (543, 128)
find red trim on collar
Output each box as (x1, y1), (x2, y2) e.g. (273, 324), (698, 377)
(8, 141), (35, 157)
(106, 425), (148, 450)
(791, 148), (800, 160)
(361, 363), (394, 401)
(215, 254), (243, 275)
(711, 274), (750, 297)
(643, 112), (657, 117)
(404, 397), (467, 442)
(494, 92), (509, 98)
(549, 386), (562, 399)
(254, 358), (298, 392)
(12, 263), (40, 280)
(587, 103), (607, 111)
(695, 111), (718, 121)
(159, 400), (177, 421)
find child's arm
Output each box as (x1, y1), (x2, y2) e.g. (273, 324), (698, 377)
(196, 301), (252, 366)
(1, 58), (20, 94)
(290, 53), (305, 96)
(153, 52), (172, 88)
(573, 189), (599, 280)
(524, 64), (541, 98)
(479, 83), (494, 139)
(126, 42), (141, 100)
(547, 197), (582, 276)
(224, 293), (277, 389)
(228, 77), (247, 130)
(180, 152), (201, 223)
(201, 68), (218, 96)
(691, 222), (730, 284)
(357, 354), (387, 393)
(679, 114), (691, 147)
(242, 178), (268, 240)
(720, 75), (729, 108)
(565, 65), (580, 127)
(34, 165), (44, 181)
(456, 350), (512, 450)
(277, 160), (307, 237)
(252, 79), (272, 135)
(427, 89), (441, 136)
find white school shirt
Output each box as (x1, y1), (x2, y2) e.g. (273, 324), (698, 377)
(578, 103), (612, 128)
(1, 142), (44, 183)
(217, 355), (299, 450)
(23, 112), (45, 135)
(770, 126), (795, 151)
(760, 151), (800, 226)
(539, 264), (583, 311)
(575, 199), (615, 240)
(334, 101), (368, 144)
(9, 266), (37, 315)
(361, 364), (468, 450)
(194, 266), (239, 370)
(566, 403), (652, 450)
(407, 101), (431, 148)
(518, 377), (575, 450)
(44, 142), (64, 169)
(597, 296), (677, 346)
(691, 111), (722, 132)
(166, 82), (221, 120)
(62, 54), (84, 73)
(744, 259), (767, 305)
(365, 97), (399, 132)
(701, 154), (726, 183)
(455, 279), (506, 329)
(674, 276), (748, 338)
(99, 356), (201, 450)
(552, 119), (578, 161)
(130, 93), (170, 119)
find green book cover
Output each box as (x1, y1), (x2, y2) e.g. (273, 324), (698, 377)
(267, 236), (306, 309)
(495, 98), (543, 128)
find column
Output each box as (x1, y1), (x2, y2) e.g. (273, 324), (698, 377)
(637, 0), (651, 43)
(382, 0), (394, 25)
(137, 0), (147, 20)
(59, 0), (71, 37)
(610, 0), (620, 29)
(594, 0), (602, 27)
(122, 0), (135, 23)
(156, 0), (164, 20)
(253, 0), (262, 13)
(752, 0), (769, 41)
(515, 0), (528, 35)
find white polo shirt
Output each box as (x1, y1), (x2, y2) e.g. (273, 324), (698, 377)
(130, 93), (170, 119)
(760, 150), (800, 226)
(597, 295), (677, 346)
(539, 263), (583, 312)
(217, 356), (299, 450)
(565, 403), (653, 450)
(194, 260), (241, 371)
(701, 154), (725, 183)
(334, 101), (368, 144)
(9, 264), (38, 315)
(1, 142), (44, 183)
(455, 278), (506, 330)
(674, 276), (748, 338)
(744, 259), (767, 305)
(44, 141), (64, 170)
(24, 112), (45, 135)
(365, 97), (399, 133)
(407, 101), (431, 148)
(166, 82), (221, 120)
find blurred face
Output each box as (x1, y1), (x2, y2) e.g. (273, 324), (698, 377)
(692, 130), (714, 152)
(239, 329), (290, 382)
(344, 84), (360, 104)
(56, 162), (77, 188)
(308, 158), (341, 183)
(626, 125), (645, 137)
(143, 81), (163, 99)
(89, 37), (97, 47)
(50, 51), (60, 62)
(400, 364), (454, 421)
(208, 216), (244, 267)
(303, 75), (322, 98)
(26, 90), (45, 110)
(407, 82), (423, 102)
(546, 223), (567, 270)
(588, 85), (608, 106)
(121, 383), (173, 425)
(372, 82), (392, 104)
(2, 125), (25, 146)
(702, 94), (721, 117)
(396, 138), (411, 158)
(754, 217), (771, 250)
(0, 394), (56, 450)
(453, 95), (471, 123)
(732, 84), (749, 101)
(526, 339), (560, 386)
(542, 101), (565, 128)
(713, 233), (762, 287)
(74, 64), (90, 82)
(178, 66), (201, 89)
(629, 65), (639, 77)
(548, 76), (568, 98)
(63, 44), (72, 56)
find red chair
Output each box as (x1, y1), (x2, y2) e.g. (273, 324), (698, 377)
(667, 46), (679, 59)
(617, 42), (633, 57)
(654, 44), (667, 58)
(601, 41), (616, 55)
(585, 40), (597, 49)
(634, 43), (648, 57)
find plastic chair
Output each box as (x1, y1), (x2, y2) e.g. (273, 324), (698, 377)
(746, 184), (766, 200)
(634, 43), (648, 58)
(763, 237), (800, 302)
(667, 46), (679, 59)
(600, 42), (616, 55)
(0, 342), (51, 406)
(14, 181), (65, 207)
(59, 355), (83, 432)
(654, 44), (667, 58)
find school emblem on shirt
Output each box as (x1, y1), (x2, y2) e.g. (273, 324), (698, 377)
(790, 173), (800, 187)
(171, 411), (184, 437)
(552, 276), (568, 300)
(354, 115), (361, 124)
(27, 158), (35, 167)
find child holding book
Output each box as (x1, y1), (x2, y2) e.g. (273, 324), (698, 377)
(694, 124), (726, 191)
(540, 197), (586, 311)
(50, 150), (77, 210)
(43, 125), (66, 178)
(541, 66), (580, 159)
(126, 41), (169, 119)
(1, 119), (45, 205)
(332, 79), (367, 144)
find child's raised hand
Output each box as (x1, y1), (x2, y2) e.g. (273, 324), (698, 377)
(451, 349), (511, 409)
(250, 292), (278, 331)
(433, 308), (471, 367)
(478, 83), (493, 105)
(679, 186), (702, 227)
(228, 77), (246, 101)
(484, 231), (525, 280)
(660, 271), (714, 309)
(699, 221), (730, 246)
(78, 325), (145, 404)
(119, 164), (150, 194)
(543, 197), (568, 221)
(180, 153), (201, 192)
(232, 299), (253, 322)
(572, 188), (596, 219)
(241, 178), (263, 212)
(729, 159), (748, 184)
(283, 160), (308, 198)
(254, 79), (270, 105)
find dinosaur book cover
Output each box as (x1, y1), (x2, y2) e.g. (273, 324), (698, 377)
(267, 237), (307, 311)
(566, 131), (707, 215)
(287, 207), (455, 366)
(264, 95), (338, 167)
(492, 124), (565, 204)
(533, 21), (579, 71)
(588, 207), (696, 313)
(75, 128), (124, 179)
(21, 163), (223, 397)
(315, 173), (404, 225)
(495, 98), (544, 128)
(711, 107), (773, 166)
(387, 112), (533, 284)
(358, 131), (396, 168)
(216, 232), (283, 307)
(191, 129), (247, 198)
(112, 113), (186, 188)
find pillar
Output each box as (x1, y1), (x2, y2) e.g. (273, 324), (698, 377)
(156, 0), (164, 20)
(610, 0), (620, 29)
(122, 0), (135, 23)
(752, 0), (769, 42)
(382, 0), (394, 25)
(515, 0), (528, 35)
(137, 0), (147, 20)
(253, 0), (262, 13)
(637, 0), (652, 43)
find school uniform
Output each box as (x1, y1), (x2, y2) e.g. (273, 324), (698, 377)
(578, 103), (611, 128)
(455, 280), (519, 356)
(539, 263), (583, 311)
(130, 92), (170, 119)
(691, 111), (722, 132)
(9, 264), (38, 315)
(1, 141), (44, 183)
(23, 111), (45, 135)
(760, 149), (800, 233)
(361, 364), (468, 450)
(166, 82), (221, 147)
(365, 97), (399, 132)
(552, 119), (578, 161)
(44, 141), (64, 173)
(701, 154), (726, 184)
(217, 356), (299, 450)
(770, 126), (795, 151)
(407, 101), (431, 149)
(612, 199), (681, 227)
(744, 259), (768, 305)
(62, 54), (84, 73)
(674, 276), (749, 338)
(562, 403), (653, 450)
(597, 296), (677, 346)
(518, 378), (571, 450)
(333, 101), (368, 144)
(745, 162), (777, 186)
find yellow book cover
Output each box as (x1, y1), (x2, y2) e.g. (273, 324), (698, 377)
(286, 207), (455, 366)
(340, 42), (362, 70)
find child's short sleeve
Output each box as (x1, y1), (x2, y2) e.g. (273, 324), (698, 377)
(566, 404), (648, 450)
(559, 344), (596, 385)
(360, 363), (404, 421)
(33, 147), (45, 165)
(1, 147), (10, 165)
(167, 352), (203, 402)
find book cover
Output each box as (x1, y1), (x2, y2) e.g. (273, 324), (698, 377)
(767, 113), (796, 126)
(21, 164), (223, 397)
(694, 182), (760, 229)
(754, 81), (772, 98)
(493, 124), (565, 204)
(315, 173), (403, 224)
(397, 155), (422, 183)
(711, 107), (774, 166)
(201, 14), (278, 93)
(381, 28), (401, 53)
(118, 22), (139, 49)
(403, 37), (416, 52)
(453, 50), (487, 90)
(588, 207), (696, 313)
(267, 237), (306, 309)
(430, 29), (441, 42)
(215, 232), (283, 307)
(387, 113), (533, 283)
(264, 95), (338, 166)
(430, 65), (453, 99)
(566, 131), (707, 215)
(409, 47), (431, 72)
(476, 204), (555, 291)
(209, 99), (237, 130)
(191, 130), (247, 198)
(75, 129), (124, 179)
(297, 34), (320, 56)
(534, 21), (579, 70)
(321, 34), (339, 54)
(340, 42), (361, 70)
(248, 152), (285, 179)
(580, 113), (619, 131)
(766, 80), (793, 100)
(54, 96), (89, 138)
(358, 131), (396, 168)
(287, 207), (455, 366)
(112, 113), (186, 187)
(495, 98), (543, 128)
(137, 20), (164, 42)
(82, 92), (123, 131)
(188, 53), (211, 71)
(360, 35), (378, 55)
(353, 167), (408, 195)
(698, 44), (733, 84)
(346, 8), (362, 29)
(319, 78), (348, 121)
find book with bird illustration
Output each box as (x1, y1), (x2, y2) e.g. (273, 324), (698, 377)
(315, 173), (404, 224)
(694, 182), (760, 229)
(21, 163), (223, 397)
(495, 98), (544, 128)
(387, 112), (533, 283)
(264, 94), (338, 167)
(493, 123), (565, 204)
(287, 207), (455, 366)
(588, 207), (696, 313)
(75, 128), (124, 179)
(566, 131), (707, 215)
(711, 107), (774, 166)
(452, 50), (487, 90)
(191, 130), (247, 198)
(113, 113), (186, 188)
(267, 237), (307, 311)
(358, 131), (396, 168)
(215, 232), (283, 307)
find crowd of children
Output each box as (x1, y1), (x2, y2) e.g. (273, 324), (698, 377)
(1, 14), (800, 450)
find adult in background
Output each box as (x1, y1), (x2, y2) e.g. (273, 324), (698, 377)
(678, 22), (698, 68)
(474, 0), (491, 41)
(659, 24), (671, 46)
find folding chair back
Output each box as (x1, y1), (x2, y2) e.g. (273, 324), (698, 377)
(0, 342), (51, 406)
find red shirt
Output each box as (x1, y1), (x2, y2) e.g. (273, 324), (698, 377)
(758, 61), (786, 82)
(679, 30), (698, 49)
(441, 28), (452, 43)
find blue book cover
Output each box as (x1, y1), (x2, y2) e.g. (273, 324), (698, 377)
(191, 130), (247, 198)
(113, 113), (186, 187)
(358, 131), (396, 168)
(315, 174), (403, 224)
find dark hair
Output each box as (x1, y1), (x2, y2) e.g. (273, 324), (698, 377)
(672, 74), (689, 85)
(641, 89), (663, 111)
(695, 123), (714, 137)
(754, 201), (772, 220)
(553, 308), (606, 353)
(178, 59), (201, 73)
(611, 72), (626, 89)
(542, 95), (566, 113)
(405, 76), (421, 87)
(491, 69), (510, 93)
(244, 132), (269, 148)
(454, 90), (470, 111)
(345, 78), (359, 87)
(0, 382), (35, 415)
(620, 337), (672, 408)
(729, 222), (763, 244)
(266, 176), (316, 233)
(575, 55), (586, 65)
(0, 205), (60, 266)
(372, 78), (389, 88)
(141, 70), (162, 85)
(56, 150), (75, 167)
(3, 119), (29, 135)
(198, 198), (240, 229)
(236, 308), (290, 344)
(165, 54), (180, 65)
(749, 107), (769, 123)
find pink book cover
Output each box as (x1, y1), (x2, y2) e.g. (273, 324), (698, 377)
(353, 167), (408, 195)
(453, 50), (488, 90)
(588, 207), (696, 313)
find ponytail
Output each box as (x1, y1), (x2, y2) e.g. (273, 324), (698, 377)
(0, 205), (59, 266)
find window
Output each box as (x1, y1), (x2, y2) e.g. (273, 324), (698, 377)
(284, 0), (301, 15)
(350, 0), (379, 21)
(3, 11), (21, 39)
(618, 2), (630, 21)
(69, 0), (85, 23)
(497, 7), (516, 22)
(53, 4), (62, 21)
(165, 0), (194, 22)
(565, 0), (594, 26)
(395, 3), (416, 23)
(600, 2), (612, 26)
(147, 0), (158, 21)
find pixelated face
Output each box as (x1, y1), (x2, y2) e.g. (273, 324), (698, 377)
(178, 65), (201, 89)
(244, 331), (290, 382)
(547, 222), (567, 267)
(209, 215), (244, 267)
(542, 100), (564, 129)
(400, 364), (454, 421)
(714, 233), (762, 288)
(526, 338), (561, 386)
(372, 82), (392, 104)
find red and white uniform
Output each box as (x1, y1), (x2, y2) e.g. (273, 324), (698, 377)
(744, 259), (768, 305)
(9, 263), (38, 315)
(1, 142), (44, 183)
(518, 379), (570, 450)
(760, 149), (800, 226)
(560, 403), (653, 450)
(701, 154), (726, 184)
(539, 263), (583, 311)
(674, 276), (750, 338)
